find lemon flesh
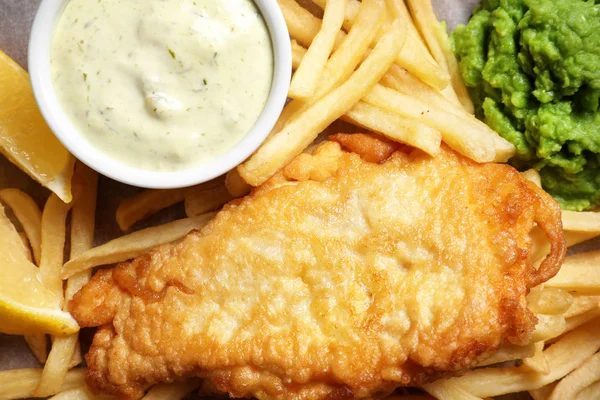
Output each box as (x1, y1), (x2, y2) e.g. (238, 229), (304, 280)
(0, 203), (78, 336)
(0, 50), (74, 203)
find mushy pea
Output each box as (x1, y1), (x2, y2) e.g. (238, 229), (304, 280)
(452, 0), (600, 211)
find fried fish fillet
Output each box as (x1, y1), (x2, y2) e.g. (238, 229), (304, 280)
(71, 136), (566, 399)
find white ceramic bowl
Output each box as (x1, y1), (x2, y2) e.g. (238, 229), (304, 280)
(29, 0), (291, 189)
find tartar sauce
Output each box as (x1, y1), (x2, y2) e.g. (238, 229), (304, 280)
(51, 0), (273, 171)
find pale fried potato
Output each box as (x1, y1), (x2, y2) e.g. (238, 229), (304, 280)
(522, 342), (550, 375)
(277, 0), (345, 48)
(564, 308), (600, 334)
(522, 169), (542, 188)
(312, 0), (450, 90)
(238, 20), (407, 186)
(116, 187), (189, 231)
(404, 0), (473, 112)
(532, 314), (566, 342)
(282, 0), (388, 133)
(446, 319), (600, 397)
(577, 380), (600, 400)
(291, 39), (306, 70)
(34, 164), (99, 398)
(62, 214), (216, 279)
(48, 387), (98, 400)
(39, 194), (72, 302)
(549, 352), (600, 400)
(363, 84), (514, 162)
(545, 251), (600, 295)
(344, 101), (441, 155)
(225, 169), (252, 198)
(476, 343), (536, 367)
(562, 210), (600, 233)
(423, 380), (484, 400)
(0, 369), (85, 400)
(527, 287), (573, 316)
(529, 383), (557, 400)
(288, 0), (348, 99)
(24, 334), (48, 364)
(565, 231), (599, 246)
(564, 296), (600, 319)
(184, 185), (232, 218)
(382, 64), (463, 115)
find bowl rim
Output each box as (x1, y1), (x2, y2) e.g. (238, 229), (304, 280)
(28, 0), (291, 189)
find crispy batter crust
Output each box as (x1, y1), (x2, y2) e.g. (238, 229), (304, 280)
(71, 137), (565, 399)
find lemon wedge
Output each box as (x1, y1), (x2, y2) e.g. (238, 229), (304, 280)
(0, 50), (75, 203)
(0, 203), (78, 336)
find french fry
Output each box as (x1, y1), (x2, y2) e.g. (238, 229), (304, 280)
(281, 0), (388, 140)
(549, 352), (600, 400)
(68, 339), (83, 369)
(238, 20), (407, 186)
(476, 343), (536, 367)
(564, 296), (600, 318)
(291, 39), (306, 70)
(562, 210), (600, 233)
(532, 314), (566, 342)
(577, 380), (600, 400)
(545, 251), (600, 295)
(564, 308), (600, 334)
(315, 0), (386, 98)
(0, 368), (85, 400)
(522, 169), (542, 188)
(141, 381), (202, 400)
(225, 169), (252, 198)
(446, 319), (600, 397)
(65, 167), (98, 368)
(529, 383), (557, 400)
(184, 185), (232, 218)
(404, 0), (474, 112)
(116, 187), (189, 231)
(312, 0), (359, 32)
(312, 0), (450, 90)
(277, 0), (345, 48)
(423, 380), (484, 400)
(288, 0), (348, 99)
(39, 194), (72, 302)
(47, 387), (98, 400)
(533, 229), (599, 260)
(344, 101), (442, 156)
(362, 84), (514, 162)
(565, 231), (599, 246)
(32, 338), (78, 398)
(386, 396), (436, 400)
(382, 64), (463, 115)
(527, 287), (573, 316)
(62, 213), (216, 279)
(34, 165), (99, 398)
(0, 188), (42, 264)
(522, 342), (550, 374)
(24, 334), (48, 364)
(68, 164), (99, 262)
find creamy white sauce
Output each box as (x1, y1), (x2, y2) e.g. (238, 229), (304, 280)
(51, 0), (273, 171)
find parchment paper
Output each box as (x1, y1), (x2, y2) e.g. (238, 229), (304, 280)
(0, 0), (597, 394)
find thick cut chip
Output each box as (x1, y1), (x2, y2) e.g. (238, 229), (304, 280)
(71, 139), (564, 400)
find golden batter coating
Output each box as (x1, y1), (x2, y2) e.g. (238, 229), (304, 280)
(71, 137), (565, 399)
